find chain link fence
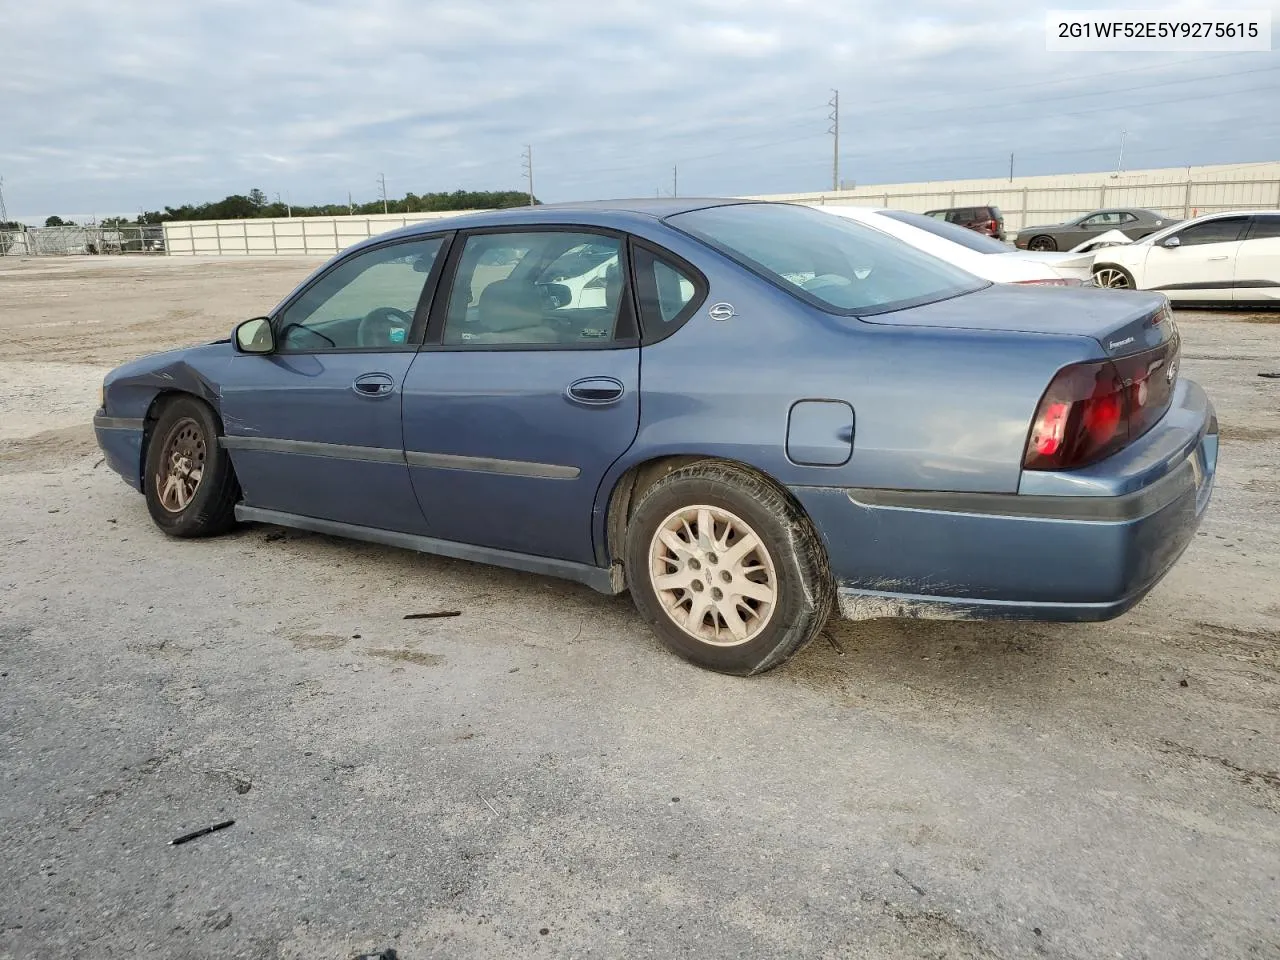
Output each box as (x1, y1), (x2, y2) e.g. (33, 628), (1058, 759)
(0, 224), (165, 256)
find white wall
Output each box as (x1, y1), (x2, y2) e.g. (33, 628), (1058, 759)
(758, 161), (1280, 232)
(160, 161), (1280, 254)
(162, 210), (489, 256)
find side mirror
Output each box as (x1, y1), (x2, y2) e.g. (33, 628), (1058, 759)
(234, 317), (275, 354)
(1162, 236), (1181, 249)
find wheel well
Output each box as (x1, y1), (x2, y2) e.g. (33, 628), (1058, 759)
(140, 391), (224, 485)
(603, 455), (818, 566)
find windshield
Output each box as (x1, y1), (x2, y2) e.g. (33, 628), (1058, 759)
(668, 203), (987, 315)
(879, 210), (1011, 254)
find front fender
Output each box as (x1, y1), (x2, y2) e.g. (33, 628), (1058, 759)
(102, 344), (232, 421)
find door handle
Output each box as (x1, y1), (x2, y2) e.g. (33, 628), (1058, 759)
(352, 373), (395, 398)
(565, 376), (625, 406)
(1208, 256), (1228, 261)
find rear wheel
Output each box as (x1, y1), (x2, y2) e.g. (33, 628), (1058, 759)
(144, 396), (239, 537)
(1028, 235), (1058, 252)
(624, 461), (833, 675)
(1093, 265), (1135, 289)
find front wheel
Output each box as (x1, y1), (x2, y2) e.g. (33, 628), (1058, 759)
(1027, 235), (1058, 252)
(144, 396), (240, 537)
(624, 461), (834, 675)
(1093, 265), (1135, 289)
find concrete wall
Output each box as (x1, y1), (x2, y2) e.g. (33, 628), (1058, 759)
(757, 161), (1280, 232)
(160, 162), (1280, 254)
(162, 210), (489, 256)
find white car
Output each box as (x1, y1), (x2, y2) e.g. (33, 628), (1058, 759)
(1091, 210), (1280, 304)
(818, 206), (1096, 286)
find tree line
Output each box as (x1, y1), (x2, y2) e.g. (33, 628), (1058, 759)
(29, 187), (536, 228)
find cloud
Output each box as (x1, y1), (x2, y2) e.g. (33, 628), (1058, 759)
(1, 0), (1277, 218)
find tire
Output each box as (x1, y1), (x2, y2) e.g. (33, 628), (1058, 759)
(1092, 264), (1135, 290)
(1028, 235), (1058, 252)
(144, 396), (240, 537)
(624, 461), (834, 676)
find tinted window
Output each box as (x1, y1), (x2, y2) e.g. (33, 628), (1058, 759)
(633, 246), (701, 338)
(880, 210), (1011, 253)
(1174, 217), (1248, 246)
(669, 203), (986, 315)
(1082, 212), (1126, 227)
(1247, 215), (1280, 240)
(441, 231), (626, 346)
(277, 238), (442, 351)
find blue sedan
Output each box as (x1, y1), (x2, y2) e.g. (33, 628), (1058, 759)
(94, 200), (1218, 675)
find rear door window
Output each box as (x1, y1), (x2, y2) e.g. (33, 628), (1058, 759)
(439, 231), (629, 347)
(1245, 215), (1280, 240)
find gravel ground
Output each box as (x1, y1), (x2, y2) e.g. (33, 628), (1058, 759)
(1, 256), (1277, 960)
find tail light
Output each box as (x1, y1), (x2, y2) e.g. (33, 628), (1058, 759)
(1024, 337), (1180, 471)
(985, 219), (999, 235)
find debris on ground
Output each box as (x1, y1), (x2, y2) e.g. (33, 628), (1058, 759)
(169, 819), (235, 846)
(403, 611), (462, 620)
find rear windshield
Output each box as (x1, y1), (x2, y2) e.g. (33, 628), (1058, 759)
(880, 210), (1012, 253)
(667, 203), (987, 315)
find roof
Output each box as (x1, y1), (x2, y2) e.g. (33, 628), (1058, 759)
(357, 197), (761, 250)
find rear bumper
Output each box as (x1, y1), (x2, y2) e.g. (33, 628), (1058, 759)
(93, 411), (145, 491)
(792, 379), (1217, 623)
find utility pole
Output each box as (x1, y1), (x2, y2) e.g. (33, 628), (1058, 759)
(828, 89), (839, 192)
(673, 164), (678, 198)
(377, 173), (388, 214)
(274, 192), (292, 217)
(348, 191), (353, 215)
(1009, 152), (1014, 182)
(522, 145), (534, 206)
(1116, 130), (1127, 176)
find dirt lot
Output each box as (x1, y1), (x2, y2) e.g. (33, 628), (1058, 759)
(1, 256), (1278, 960)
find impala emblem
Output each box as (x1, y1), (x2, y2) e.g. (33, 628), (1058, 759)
(708, 302), (736, 322)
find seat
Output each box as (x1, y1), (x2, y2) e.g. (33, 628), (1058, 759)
(471, 279), (560, 344)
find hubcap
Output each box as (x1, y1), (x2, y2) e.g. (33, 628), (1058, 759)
(648, 505), (778, 646)
(1094, 268), (1130, 289)
(1030, 237), (1054, 251)
(155, 418), (206, 513)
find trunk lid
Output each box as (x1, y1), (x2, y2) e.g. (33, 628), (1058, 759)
(1014, 249), (1097, 269)
(863, 284), (1174, 359)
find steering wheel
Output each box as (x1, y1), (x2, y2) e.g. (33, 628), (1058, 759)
(357, 307), (413, 348)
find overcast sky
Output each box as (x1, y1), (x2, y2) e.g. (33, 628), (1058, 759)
(1, 0), (1278, 221)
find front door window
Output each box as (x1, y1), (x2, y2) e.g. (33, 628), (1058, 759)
(276, 238), (444, 351)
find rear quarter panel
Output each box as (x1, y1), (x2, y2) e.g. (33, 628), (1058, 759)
(594, 224), (1105, 557)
